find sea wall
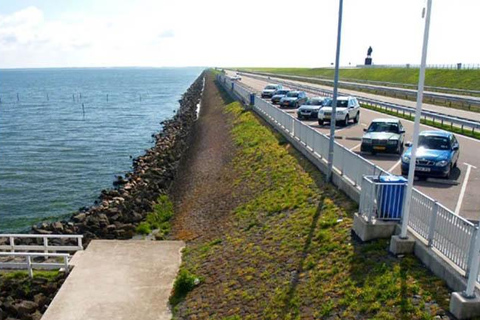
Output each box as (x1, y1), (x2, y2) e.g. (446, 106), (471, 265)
(30, 71), (205, 245)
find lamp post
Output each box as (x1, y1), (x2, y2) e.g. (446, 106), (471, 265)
(326, 0), (344, 182)
(400, 0), (433, 239)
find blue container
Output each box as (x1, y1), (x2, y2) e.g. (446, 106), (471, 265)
(250, 93), (255, 106)
(378, 175), (407, 219)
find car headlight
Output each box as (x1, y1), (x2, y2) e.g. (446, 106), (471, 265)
(402, 155), (410, 163)
(362, 138), (372, 144)
(388, 140), (398, 145)
(436, 160), (449, 167)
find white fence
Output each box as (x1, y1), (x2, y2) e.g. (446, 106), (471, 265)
(217, 73), (480, 289)
(0, 234), (83, 253)
(0, 234), (83, 277)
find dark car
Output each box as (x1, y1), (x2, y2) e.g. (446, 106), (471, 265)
(361, 119), (405, 155)
(296, 97), (326, 119)
(261, 84), (283, 99)
(279, 91), (307, 108)
(271, 89), (291, 104)
(401, 131), (460, 179)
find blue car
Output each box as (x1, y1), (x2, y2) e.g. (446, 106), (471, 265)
(401, 131), (460, 179)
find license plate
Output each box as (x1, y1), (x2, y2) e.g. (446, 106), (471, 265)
(324, 116), (330, 119)
(415, 167), (431, 172)
(284, 102), (289, 105)
(373, 146), (386, 150)
(302, 112), (310, 115)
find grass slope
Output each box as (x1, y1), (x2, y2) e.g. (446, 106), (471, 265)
(173, 79), (451, 319)
(241, 67), (480, 91)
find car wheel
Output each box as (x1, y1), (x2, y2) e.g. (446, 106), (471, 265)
(318, 119), (324, 126)
(343, 115), (349, 126)
(354, 111), (360, 123)
(445, 164), (452, 179)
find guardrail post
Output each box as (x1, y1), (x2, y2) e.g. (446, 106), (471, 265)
(43, 237), (48, 254)
(249, 93), (255, 106)
(78, 237), (83, 250)
(367, 183), (375, 223)
(9, 236), (14, 252)
(427, 201), (439, 247)
(464, 226), (480, 298)
(26, 256), (33, 278)
(64, 256), (69, 274)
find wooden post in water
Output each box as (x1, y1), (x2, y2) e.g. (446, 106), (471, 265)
(139, 94), (142, 102)
(47, 93), (49, 101)
(73, 94), (75, 102)
(82, 103), (85, 119)
(17, 93), (19, 102)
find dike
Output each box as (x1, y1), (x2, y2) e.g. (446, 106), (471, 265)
(28, 71), (205, 245)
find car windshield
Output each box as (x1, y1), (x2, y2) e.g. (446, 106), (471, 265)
(418, 136), (451, 150)
(276, 90), (289, 95)
(265, 85), (277, 90)
(367, 122), (399, 133)
(306, 99), (323, 106)
(286, 92), (299, 97)
(323, 99), (348, 108)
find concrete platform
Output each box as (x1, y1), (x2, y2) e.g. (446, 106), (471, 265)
(42, 240), (185, 320)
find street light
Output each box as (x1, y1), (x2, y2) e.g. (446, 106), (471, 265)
(400, 0), (433, 239)
(326, 0), (344, 182)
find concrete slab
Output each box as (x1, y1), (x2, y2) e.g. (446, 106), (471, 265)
(352, 213), (397, 242)
(450, 292), (480, 319)
(389, 235), (415, 255)
(42, 240), (185, 320)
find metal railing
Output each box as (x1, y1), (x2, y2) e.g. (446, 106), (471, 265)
(0, 234), (84, 253)
(242, 73), (480, 134)
(0, 252), (70, 278)
(217, 74), (480, 292)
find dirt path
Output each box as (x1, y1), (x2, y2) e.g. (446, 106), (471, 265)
(170, 73), (237, 242)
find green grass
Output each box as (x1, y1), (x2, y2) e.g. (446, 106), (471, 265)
(135, 194), (174, 238)
(362, 103), (480, 140)
(173, 76), (451, 319)
(239, 67), (480, 91)
(169, 268), (201, 307)
(0, 270), (60, 281)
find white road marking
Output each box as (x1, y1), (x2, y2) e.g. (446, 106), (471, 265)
(361, 123), (367, 127)
(455, 163), (477, 215)
(350, 143), (362, 151)
(388, 160), (402, 173)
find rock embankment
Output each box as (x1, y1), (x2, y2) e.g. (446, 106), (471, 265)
(30, 72), (204, 245)
(0, 273), (65, 320)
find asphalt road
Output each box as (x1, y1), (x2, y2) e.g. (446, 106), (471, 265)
(231, 72), (480, 221)
(243, 72), (480, 123)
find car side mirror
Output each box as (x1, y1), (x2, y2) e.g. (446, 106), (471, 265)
(405, 142), (412, 147)
(453, 145), (459, 151)
(363, 128), (367, 132)
(399, 130), (405, 134)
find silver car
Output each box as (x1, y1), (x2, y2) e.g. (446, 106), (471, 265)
(297, 97), (326, 119)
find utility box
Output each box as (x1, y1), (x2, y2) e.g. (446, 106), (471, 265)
(377, 175), (407, 220)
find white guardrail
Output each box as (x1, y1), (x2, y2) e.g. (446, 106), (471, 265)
(0, 234), (83, 277)
(217, 74), (480, 286)
(241, 73), (480, 135)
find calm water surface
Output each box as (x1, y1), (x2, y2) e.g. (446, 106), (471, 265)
(0, 67), (203, 232)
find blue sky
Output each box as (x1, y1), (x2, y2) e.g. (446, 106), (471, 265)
(0, 0), (479, 68)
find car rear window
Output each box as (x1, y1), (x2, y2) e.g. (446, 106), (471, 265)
(265, 85), (277, 90)
(286, 92), (299, 97)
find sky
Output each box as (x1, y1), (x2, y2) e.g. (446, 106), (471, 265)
(0, 0), (478, 69)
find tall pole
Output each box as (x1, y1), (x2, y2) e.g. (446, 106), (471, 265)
(326, 0), (344, 182)
(400, 0), (432, 239)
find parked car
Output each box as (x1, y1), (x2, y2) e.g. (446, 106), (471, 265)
(296, 97), (326, 119)
(279, 91), (308, 108)
(261, 84), (283, 98)
(401, 131), (460, 179)
(317, 96), (360, 126)
(361, 119), (405, 155)
(231, 74), (241, 81)
(271, 89), (291, 104)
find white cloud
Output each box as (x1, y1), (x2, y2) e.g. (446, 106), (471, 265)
(0, 1), (479, 68)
